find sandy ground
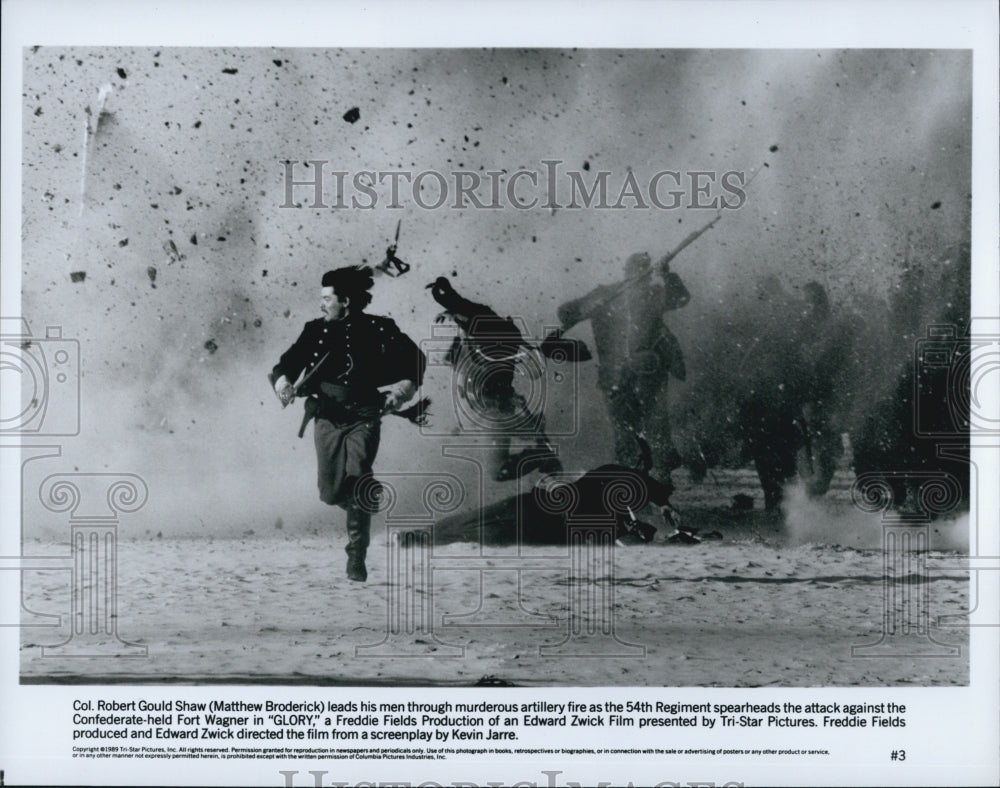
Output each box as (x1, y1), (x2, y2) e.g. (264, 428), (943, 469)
(19, 471), (969, 686)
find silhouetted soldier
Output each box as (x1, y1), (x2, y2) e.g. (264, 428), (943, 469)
(409, 440), (676, 547)
(272, 266), (426, 582)
(427, 276), (561, 482)
(740, 279), (848, 508)
(557, 252), (690, 480)
(796, 281), (849, 496)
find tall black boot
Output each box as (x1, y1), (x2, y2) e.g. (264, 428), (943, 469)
(345, 505), (371, 582)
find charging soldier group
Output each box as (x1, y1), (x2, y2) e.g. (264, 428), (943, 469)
(272, 254), (690, 582)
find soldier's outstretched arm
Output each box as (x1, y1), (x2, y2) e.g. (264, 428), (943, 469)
(557, 284), (608, 330)
(382, 379), (417, 413)
(270, 324), (313, 405)
(427, 276), (497, 326)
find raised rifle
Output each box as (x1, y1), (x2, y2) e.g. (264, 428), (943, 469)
(558, 211), (722, 331)
(608, 211), (722, 302)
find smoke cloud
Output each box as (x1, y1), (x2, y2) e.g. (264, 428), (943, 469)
(19, 48), (970, 537)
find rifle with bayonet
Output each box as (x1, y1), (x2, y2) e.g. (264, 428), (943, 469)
(556, 211), (721, 341)
(606, 211), (722, 303)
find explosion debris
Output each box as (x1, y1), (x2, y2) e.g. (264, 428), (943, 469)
(19, 48), (972, 547)
(163, 239), (184, 262)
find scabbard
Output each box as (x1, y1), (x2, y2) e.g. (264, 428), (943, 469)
(297, 397), (320, 438)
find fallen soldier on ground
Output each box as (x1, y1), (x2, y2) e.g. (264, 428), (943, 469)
(405, 440), (682, 547)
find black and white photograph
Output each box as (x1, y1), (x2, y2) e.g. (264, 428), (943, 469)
(2, 1), (998, 786)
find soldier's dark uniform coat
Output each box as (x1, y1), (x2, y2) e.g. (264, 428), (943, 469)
(272, 314), (426, 507)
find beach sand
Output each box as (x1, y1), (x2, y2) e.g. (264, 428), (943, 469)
(19, 471), (969, 687)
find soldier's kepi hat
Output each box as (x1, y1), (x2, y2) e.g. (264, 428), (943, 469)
(624, 252), (651, 277)
(426, 276), (464, 312)
(322, 266), (374, 294)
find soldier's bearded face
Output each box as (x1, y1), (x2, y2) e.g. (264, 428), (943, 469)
(320, 286), (349, 321)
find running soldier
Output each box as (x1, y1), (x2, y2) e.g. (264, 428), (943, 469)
(271, 266), (426, 582)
